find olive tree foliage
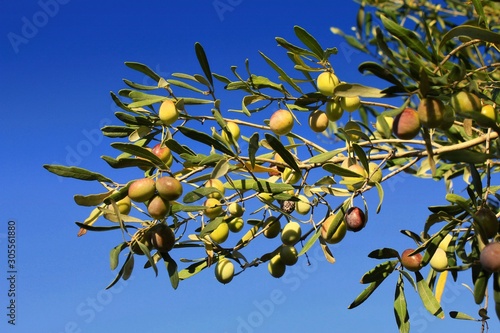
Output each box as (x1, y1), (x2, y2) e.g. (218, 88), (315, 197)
(45, 0), (500, 331)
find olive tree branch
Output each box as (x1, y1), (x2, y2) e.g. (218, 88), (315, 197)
(433, 39), (483, 75)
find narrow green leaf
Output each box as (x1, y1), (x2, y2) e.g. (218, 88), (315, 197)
(167, 79), (205, 93)
(100, 211), (142, 226)
(474, 268), (491, 305)
(494, 272), (500, 303)
(444, 194), (471, 215)
(226, 81), (252, 92)
(449, 311), (477, 321)
(170, 204), (207, 214)
(194, 42), (213, 88)
(307, 149), (343, 164)
(171, 72), (198, 81)
(446, 193), (469, 205)
(177, 126), (235, 156)
(376, 28), (412, 78)
(344, 34), (369, 53)
(163, 252), (179, 290)
(127, 91), (167, 108)
(368, 248), (400, 260)
(252, 180), (294, 194)
(323, 163), (366, 178)
(339, 125), (371, 144)
(358, 61), (405, 88)
(101, 125), (136, 138)
(43, 165), (113, 183)
(110, 143), (167, 169)
(439, 25), (500, 50)
(294, 25), (324, 59)
(415, 271), (445, 319)
(400, 270), (417, 291)
(118, 88), (133, 98)
(298, 228), (321, 257)
(241, 94), (268, 111)
(212, 108), (227, 130)
(469, 164), (483, 199)
(75, 222), (130, 232)
(213, 73), (231, 84)
(259, 52), (302, 94)
(194, 74), (212, 88)
(199, 154), (225, 166)
(122, 252), (135, 280)
(439, 150), (492, 164)
(243, 95), (266, 116)
(179, 260), (208, 280)
(105, 268), (123, 290)
(419, 67), (430, 98)
(199, 217), (224, 238)
(74, 191), (114, 206)
(178, 97), (214, 105)
(264, 134), (301, 174)
(471, 0), (487, 26)
(105, 184), (132, 206)
(117, 110), (145, 124)
(380, 15), (433, 61)
(400, 229), (423, 243)
(374, 182), (384, 214)
(110, 242), (128, 271)
(456, 227), (472, 263)
(394, 274), (410, 333)
(356, 5), (364, 35)
(276, 37), (316, 57)
(224, 179), (256, 192)
(428, 204), (464, 215)
(125, 62), (161, 82)
(164, 139), (196, 156)
(330, 27), (368, 53)
(102, 156), (154, 170)
(361, 260), (398, 284)
(319, 238), (336, 264)
(137, 241), (159, 277)
(211, 158), (230, 179)
(249, 75), (284, 91)
(348, 279), (385, 309)
(128, 126), (153, 142)
(183, 188), (218, 204)
(420, 220), (457, 266)
(325, 203), (348, 239)
(248, 132), (259, 169)
(334, 83), (387, 98)
(123, 79), (158, 91)
(110, 91), (133, 112)
(182, 153), (213, 165)
(352, 144), (369, 171)
(319, 186), (351, 197)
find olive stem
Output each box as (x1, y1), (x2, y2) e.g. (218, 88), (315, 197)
(433, 39), (482, 75)
(484, 127), (493, 202)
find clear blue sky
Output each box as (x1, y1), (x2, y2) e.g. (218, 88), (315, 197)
(1, 1), (497, 332)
